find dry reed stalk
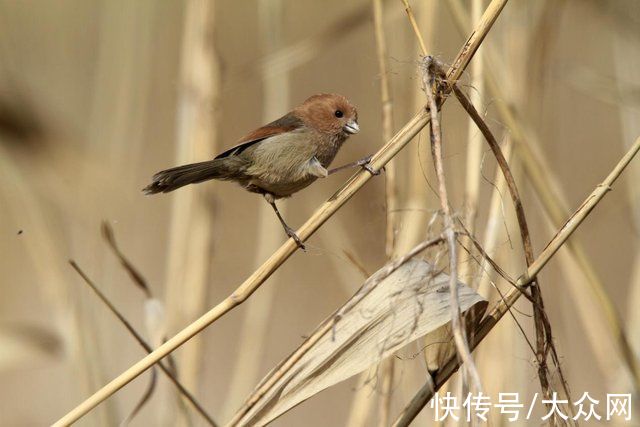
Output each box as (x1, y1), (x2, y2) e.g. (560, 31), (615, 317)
(475, 247), (529, 427)
(450, 2), (488, 414)
(53, 1), (508, 423)
(162, 2), (219, 424)
(374, 0), (397, 258)
(101, 223), (195, 422)
(370, 0), (441, 422)
(446, 0), (640, 391)
(400, 0), (485, 403)
(524, 0), (565, 118)
(400, 0), (428, 56)
(423, 58), (483, 394)
(392, 136), (640, 426)
(391, 4), (441, 416)
(0, 144), (115, 426)
(454, 82), (575, 421)
(373, 0), (398, 424)
(72, 3), (158, 425)
(470, 136), (523, 427)
(390, 0), (437, 263)
(222, 0), (290, 419)
(69, 261), (218, 426)
(459, 0), (485, 284)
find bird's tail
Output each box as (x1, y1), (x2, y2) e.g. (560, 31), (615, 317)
(143, 158), (241, 194)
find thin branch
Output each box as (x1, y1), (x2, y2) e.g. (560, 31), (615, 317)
(392, 136), (640, 426)
(455, 224), (523, 296)
(402, 0), (505, 404)
(400, 0), (428, 56)
(164, 1), (219, 419)
(68, 261), (218, 427)
(101, 222), (191, 419)
(455, 232), (537, 355)
(53, 1), (508, 423)
(101, 222), (151, 298)
(452, 82), (574, 420)
(223, 0), (291, 419)
(374, 0), (397, 257)
(423, 57), (483, 394)
(374, 1), (396, 423)
(461, 0), (486, 238)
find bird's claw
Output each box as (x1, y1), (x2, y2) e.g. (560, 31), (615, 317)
(359, 157), (383, 176)
(355, 155), (373, 167)
(363, 163), (381, 176)
(285, 226), (306, 251)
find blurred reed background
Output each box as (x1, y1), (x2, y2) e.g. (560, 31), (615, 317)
(1, 0), (639, 425)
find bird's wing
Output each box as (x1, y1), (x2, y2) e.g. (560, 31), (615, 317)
(214, 113), (305, 159)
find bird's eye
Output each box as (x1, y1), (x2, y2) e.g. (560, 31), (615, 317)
(334, 110), (344, 118)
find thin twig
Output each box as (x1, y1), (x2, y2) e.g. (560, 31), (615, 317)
(374, 1), (396, 423)
(68, 261), (218, 427)
(401, 0), (491, 401)
(101, 222), (151, 298)
(452, 83), (574, 420)
(400, 0), (428, 56)
(374, 0), (397, 258)
(475, 137), (513, 295)
(101, 223), (192, 419)
(455, 224), (522, 295)
(52, 1), (508, 423)
(392, 136), (640, 426)
(223, 0), (291, 419)
(163, 0), (219, 422)
(455, 231), (537, 356)
(460, 0), (486, 286)
(423, 57), (483, 394)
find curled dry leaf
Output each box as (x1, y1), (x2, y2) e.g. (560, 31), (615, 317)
(234, 259), (488, 426)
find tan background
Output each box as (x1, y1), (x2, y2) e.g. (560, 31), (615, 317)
(0, 0), (639, 425)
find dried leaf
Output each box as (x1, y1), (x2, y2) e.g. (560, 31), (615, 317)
(235, 259), (487, 426)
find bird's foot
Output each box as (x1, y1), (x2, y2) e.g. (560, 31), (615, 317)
(284, 226), (306, 251)
(358, 156), (383, 176)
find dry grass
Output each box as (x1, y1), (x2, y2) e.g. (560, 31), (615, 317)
(393, 136), (640, 425)
(2, 1), (640, 426)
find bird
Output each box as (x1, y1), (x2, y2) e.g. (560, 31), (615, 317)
(143, 93), (373, 249)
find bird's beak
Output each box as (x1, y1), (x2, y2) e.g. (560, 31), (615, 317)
(343, 120), (360, 134)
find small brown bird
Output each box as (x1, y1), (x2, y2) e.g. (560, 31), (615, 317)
(144, 93), (372, 249)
